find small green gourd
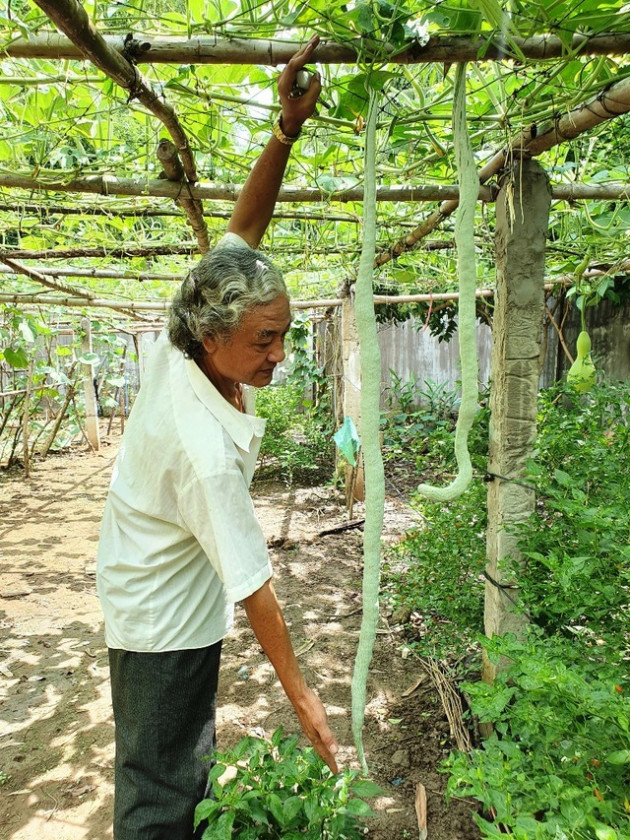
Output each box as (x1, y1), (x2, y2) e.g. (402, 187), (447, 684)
(567, 330), (596, 393)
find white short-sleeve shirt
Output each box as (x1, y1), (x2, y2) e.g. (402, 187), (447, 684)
(96, 234), (273, 652)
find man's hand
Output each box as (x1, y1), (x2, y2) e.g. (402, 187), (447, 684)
(277, 35), (322, 137)
(290, 685), (340, 774)
(242, 579), (340, 774)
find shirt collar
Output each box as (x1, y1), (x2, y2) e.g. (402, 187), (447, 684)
(185, 356), (266, 453)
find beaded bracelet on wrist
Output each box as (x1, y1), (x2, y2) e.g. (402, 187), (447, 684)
(272, 116), (301, 145)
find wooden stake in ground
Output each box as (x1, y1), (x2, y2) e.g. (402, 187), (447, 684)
(22, 361), (34, 478)
(415, 782), (428, 840)
(80, 318), (100, 452)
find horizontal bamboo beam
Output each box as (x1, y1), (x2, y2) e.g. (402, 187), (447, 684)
(6, 32), (630, 65)
(0, 280), (584, 315)
(2, 258), (625, 286)
(0, 173), (627, 205)
(0, 244), (455, 283)
(0, 240), (453, 261)
(0, 174), (478, 203)
(0, 292), (343, 312)
(0, 202), (363, 223)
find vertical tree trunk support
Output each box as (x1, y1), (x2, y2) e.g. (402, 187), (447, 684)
(483, 159), (551, 685)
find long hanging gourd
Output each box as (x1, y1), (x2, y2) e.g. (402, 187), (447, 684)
(351, 85), (385, 775)
(418, 63), (479, 502)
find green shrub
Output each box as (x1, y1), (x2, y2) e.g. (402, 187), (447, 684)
(443, 380), (630, 840)
(382, 476), (486, 658)
(255, 316), (335, 485)
(194, 729), (383, 839)
(381, 387), (490, 658)
(255, 382), (334, 484)
(445, 632), (630, 840)
(508, 381), (630, 649)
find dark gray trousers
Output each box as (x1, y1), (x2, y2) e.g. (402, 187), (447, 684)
(108, 643), (222, 840)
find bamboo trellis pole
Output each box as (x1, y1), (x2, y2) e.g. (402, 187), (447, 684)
(2, 259), (627, 286)
(0, 173), (627, 207)
(0, 202), (362, 223)
(5, 33), (630, 65)
(0, 257), (151, 322)
(0, 282), (579, 314)
(156, 139), (209, 253)
(0, 175), (481, 203)
(0, 241), (453, 261)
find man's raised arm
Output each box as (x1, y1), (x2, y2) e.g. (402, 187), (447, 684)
(227, 35), (321, 249)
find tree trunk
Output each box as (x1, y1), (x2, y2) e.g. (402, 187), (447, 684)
(483, 158), (551, 687)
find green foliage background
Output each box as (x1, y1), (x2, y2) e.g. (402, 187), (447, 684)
(0, 0), (629, 319)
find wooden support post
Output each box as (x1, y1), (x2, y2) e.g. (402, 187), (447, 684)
(483, 159), (551, 686)
(341, 286), (364, 507)
(80, 317), (100, 451)
(22, 361), (33, 477)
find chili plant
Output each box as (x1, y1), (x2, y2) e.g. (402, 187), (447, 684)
(194, 728), (382, 840)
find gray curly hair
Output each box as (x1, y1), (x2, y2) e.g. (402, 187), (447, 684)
(168, 245), (288, 360)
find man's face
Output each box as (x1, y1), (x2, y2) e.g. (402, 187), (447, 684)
(201, 295), (291, 389)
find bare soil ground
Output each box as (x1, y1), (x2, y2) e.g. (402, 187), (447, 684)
(0, 429), (480, 840)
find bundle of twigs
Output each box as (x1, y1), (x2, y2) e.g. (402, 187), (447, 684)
(420, 658), (472, 753)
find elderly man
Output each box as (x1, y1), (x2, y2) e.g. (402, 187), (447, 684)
(97, 35), (339, 840)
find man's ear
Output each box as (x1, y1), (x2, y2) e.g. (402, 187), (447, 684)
(201, 336), (217, 355)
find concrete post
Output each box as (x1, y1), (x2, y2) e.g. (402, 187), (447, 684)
(80, 317), (100, 451)
(483, 158), (551, 684)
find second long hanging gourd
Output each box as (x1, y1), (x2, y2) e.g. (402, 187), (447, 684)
(417, 63), (480, 503)
(350, 84), (385, 775)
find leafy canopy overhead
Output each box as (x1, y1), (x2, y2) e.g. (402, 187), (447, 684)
(0, 0), (629, 311)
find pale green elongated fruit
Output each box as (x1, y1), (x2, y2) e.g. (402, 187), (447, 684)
(351, 85), (385, 775)
(567, 330), (596, 393)
(418, 63), (479, 503)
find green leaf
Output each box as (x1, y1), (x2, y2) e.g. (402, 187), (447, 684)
(106, 374), (125, 388)
(282, 795), (304, 824)
(350, 779), (385, 798)
(605, 750), (630, 765)
(340, 798), (374, 817)
(266, 792), (286, 826)
(594, 825), (618, 840)
(202, 809), (235, 839)
(271, 726), (284, 748)
(4, 346), (29, 369)
(193, 798), (222, 829)
(18, 321), (36, 343)
(554, 469), (573, 487)
(207, 762), (226, 786)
